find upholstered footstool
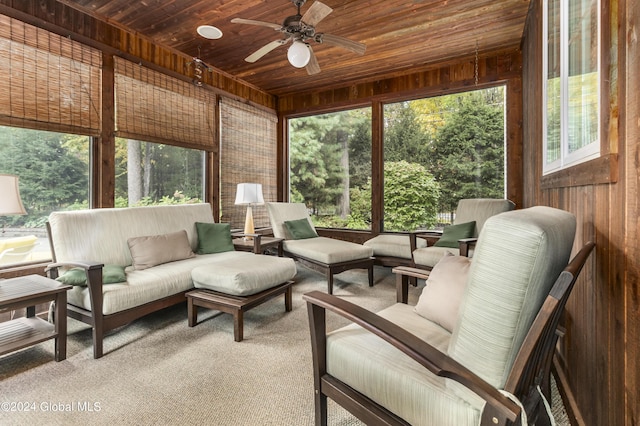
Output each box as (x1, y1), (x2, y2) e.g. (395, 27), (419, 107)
(187, 255), (297, 341)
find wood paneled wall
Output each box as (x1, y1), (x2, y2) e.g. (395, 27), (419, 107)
(522, 0), (635, 424)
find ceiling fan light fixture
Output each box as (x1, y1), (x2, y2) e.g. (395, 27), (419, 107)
(197, 25), (223, 40)
(287, 41), (311, 68)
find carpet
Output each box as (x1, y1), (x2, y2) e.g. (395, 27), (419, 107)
(0, 264), (568, 425)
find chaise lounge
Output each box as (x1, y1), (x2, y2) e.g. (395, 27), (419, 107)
(266, 202), (374, 294)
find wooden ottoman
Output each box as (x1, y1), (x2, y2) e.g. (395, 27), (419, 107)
(187, 255), (296, 341)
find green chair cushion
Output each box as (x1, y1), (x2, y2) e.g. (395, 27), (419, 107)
(433, 221), (476, 248)
(284, 218), (318, 240)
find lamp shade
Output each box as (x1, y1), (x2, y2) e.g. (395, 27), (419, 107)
(287, 41), (311, 68)
(234, 183), (264, 205)
(0, 174), (26, 215)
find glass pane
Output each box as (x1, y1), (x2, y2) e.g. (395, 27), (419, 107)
(546, 0), (561, 164)
(0, 126), (90, 266)
(567, 0), (599, 153)
(384, 88), (506, 231)
(115, 138), (204, 207)
(288, 108), (372, 230)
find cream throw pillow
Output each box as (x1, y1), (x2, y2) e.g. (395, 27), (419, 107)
(414, 252), (471, 332)
(128, 230), (195, 270)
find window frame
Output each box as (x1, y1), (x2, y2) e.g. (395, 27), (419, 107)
(542, 0), (602, 175)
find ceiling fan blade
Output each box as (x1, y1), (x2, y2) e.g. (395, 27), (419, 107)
(231, 18), (282, 31)
(305, 46), (321, 75)
(302, 1), (333, 27)
(318, 33), (366, 55)
(245, 38), (290, 63)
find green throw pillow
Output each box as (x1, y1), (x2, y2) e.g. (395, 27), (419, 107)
(196, 222), (234, 254)
(56, 264), (126, 286)
(284, 218), (318, 240)
(433, 221), (476, 248)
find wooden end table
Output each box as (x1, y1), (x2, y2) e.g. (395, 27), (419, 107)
(232, 235), (284, 256)
(0, 274), (71, 361)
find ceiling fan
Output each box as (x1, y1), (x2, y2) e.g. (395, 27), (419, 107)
(231, 0), (366, 75)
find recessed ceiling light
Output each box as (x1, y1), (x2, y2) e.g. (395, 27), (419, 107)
(197, 25), (223, 40)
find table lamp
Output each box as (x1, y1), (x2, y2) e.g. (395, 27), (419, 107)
(234, 183), (264, 240)
(0, 174), (27, 234)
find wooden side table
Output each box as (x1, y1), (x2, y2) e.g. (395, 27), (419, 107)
(0, 274), (71, 361)
(232, 235), (284, 256)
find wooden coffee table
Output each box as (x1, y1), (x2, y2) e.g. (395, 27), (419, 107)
(0, 274), (71, 361)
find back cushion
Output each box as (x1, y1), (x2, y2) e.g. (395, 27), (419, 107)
(266, 202), (316, 239)
(447, 206), (575, 396)
(48, 203), (214, 266)
(454, 198), (515, 237)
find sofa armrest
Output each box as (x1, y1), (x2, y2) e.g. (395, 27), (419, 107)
(303, 290), (521, 425)
(45, 261), (105, 339)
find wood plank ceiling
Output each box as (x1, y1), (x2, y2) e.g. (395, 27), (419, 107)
(56, 0), (532, 97)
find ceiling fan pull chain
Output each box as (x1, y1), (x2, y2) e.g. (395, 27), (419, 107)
(474, 41), (479, 86)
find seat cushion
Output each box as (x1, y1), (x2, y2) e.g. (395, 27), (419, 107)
(364, 234), (427, 259)
(413, 246), (460, 268)
(326, 303), (482, 426)
(283, 237), (373, 264)
(192, 254), (296, 296)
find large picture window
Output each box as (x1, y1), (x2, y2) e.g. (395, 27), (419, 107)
(383, 87), (506, 231)
(288, 108), (372, 230)
(0, 126), (90, 266)
(114, 139), (204, 207)
(543, 0), (600, 174)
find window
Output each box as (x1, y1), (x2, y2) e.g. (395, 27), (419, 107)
(0, 126), (90, 266)
(114, 138), (204, 207)
(383, 88), (506, 231)
(288, 108), (372, 230)
(543, 0), (600, 174)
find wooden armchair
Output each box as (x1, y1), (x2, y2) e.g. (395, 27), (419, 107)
(410, 198), (515, 270)
(303, 206), (593, 425)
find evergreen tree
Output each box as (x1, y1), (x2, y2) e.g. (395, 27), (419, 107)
(429, 92), (505, 214)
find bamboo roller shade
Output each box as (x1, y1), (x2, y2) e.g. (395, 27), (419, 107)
(0, 14), (102, 135)
(220, 98), (277, 230)
(114, 57), (216, 149)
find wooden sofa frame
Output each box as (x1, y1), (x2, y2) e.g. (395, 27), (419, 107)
(303, 241), (594, 426)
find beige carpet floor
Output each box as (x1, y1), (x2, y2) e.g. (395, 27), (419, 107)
(1, 265), (568, 425)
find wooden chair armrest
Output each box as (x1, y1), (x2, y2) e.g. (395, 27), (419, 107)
(458, 238), (478, 257)
(303, 290), (521, 424)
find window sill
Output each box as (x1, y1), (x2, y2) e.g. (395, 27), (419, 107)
(540, 153), (618, 189)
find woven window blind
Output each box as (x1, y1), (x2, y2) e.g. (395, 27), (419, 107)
(0, 14), (102, 134)
(114, 57), (216, 149)
(220, 98), (278, 229)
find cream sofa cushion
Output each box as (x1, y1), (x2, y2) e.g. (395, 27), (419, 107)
(192, 254), (296, 296)
(66, 252), (251, 315)
(48, 203), (214, 266)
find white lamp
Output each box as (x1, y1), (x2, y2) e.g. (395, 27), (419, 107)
(287, 41), (311, 68)
(234, 183), (264, 240)
(0, 174), (27, 235)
